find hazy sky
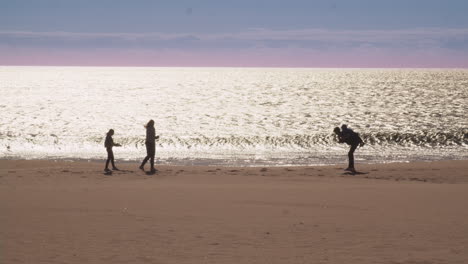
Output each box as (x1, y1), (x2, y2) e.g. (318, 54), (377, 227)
(1, 0), (468, 67)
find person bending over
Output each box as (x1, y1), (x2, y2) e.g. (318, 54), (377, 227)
(334, 125), (364, 173)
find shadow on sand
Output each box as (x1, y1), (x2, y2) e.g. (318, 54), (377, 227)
(145, 169), (159, 175)
(343, 171), (369, 176)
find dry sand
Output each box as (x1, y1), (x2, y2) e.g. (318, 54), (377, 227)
(1, 160), (467, 264)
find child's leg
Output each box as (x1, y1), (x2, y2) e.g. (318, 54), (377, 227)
(105, 148), (112, 169)
(110, 149), (116, 168)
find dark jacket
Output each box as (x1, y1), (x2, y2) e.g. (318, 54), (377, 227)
(104, 134), (114, 149)
(340, 129), (362, 145)
(145, 126), (156, 144)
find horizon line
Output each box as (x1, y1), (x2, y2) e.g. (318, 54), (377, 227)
(1, 64), (467, 70)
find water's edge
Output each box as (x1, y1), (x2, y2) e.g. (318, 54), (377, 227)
(2, 155), (467, 167)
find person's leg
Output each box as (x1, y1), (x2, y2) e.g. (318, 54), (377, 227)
(140, 144), (151, 169)
(105, 158), (110, 170)
(109, 149), (118, 170)
(149, 144), (155, 171)
(348, 144), (358, 170)
(150, 156), (154, 171)
(105, 148), (111, 171)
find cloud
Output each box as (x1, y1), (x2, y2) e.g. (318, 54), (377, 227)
(1, 27), (468, 51)
(1, 28), (468, 67)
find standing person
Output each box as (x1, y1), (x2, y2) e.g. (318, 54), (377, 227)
(104, 129), (121, 172)
(140, 120), (159, 173)
(334, 125), (364, 173)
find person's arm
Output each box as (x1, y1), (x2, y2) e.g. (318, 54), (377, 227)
(337, 135), (345, 143)
(111, 137), (121, 147)
(152, 128), (159, 140)
(334, 130), (345, 143)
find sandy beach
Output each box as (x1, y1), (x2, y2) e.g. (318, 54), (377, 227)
(1, 160), (467, 264)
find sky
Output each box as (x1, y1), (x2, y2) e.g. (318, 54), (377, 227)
(1, 0), (468, 67)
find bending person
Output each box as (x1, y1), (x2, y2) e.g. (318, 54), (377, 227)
(334, 125), (364, 173)
(140, 120), (159, 173)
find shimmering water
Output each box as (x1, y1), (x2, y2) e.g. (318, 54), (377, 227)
(1, 66), (467, 165)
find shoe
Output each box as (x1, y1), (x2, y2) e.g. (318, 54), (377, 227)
(112, 167), (120, 171)
(150, 168), (157, 173)
(344, 167), (353, 171)
(104, 168), (111, 172)
(139, 165), (144, 170)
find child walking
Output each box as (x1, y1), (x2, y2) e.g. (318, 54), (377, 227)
(104, 129), (121, 172)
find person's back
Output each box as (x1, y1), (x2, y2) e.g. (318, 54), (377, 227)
(341, 125), (363, 146)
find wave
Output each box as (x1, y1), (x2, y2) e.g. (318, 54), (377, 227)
(2, 130), (466, 151)
(100, 130), (468, 150)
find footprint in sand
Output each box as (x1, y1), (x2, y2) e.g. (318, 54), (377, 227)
(8, 170), (16, 173)
(260, 168), (268, 172)
(61, 169), (70, 172)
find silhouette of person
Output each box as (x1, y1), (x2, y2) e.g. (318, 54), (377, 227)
(334, 125), (364, 173)
(104, 129), (121, 172)
(139, 120), (159, 173)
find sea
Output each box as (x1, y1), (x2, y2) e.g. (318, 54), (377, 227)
(1, 66), (467, 166)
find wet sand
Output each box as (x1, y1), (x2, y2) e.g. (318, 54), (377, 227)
(1, 160), (467, 264)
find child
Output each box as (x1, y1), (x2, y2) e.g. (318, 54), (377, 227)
(104, 129), (121, 172)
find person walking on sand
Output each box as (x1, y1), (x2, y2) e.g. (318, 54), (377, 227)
(104, 129), (121, 172)
(334, 125), (364, 173)
(140, 120), (159, 173)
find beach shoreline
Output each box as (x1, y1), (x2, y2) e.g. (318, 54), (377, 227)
(1, 159), (468, 263)
(2, 155), (468, 168)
